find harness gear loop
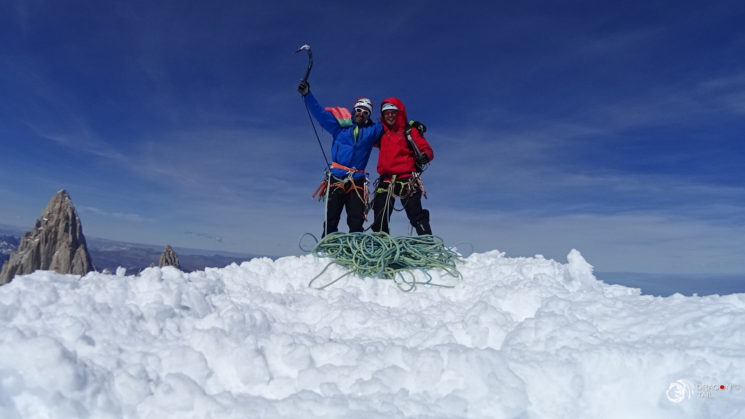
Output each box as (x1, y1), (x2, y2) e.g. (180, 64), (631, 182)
(312, 177), (329, 200)
(414, 172), (427, 199)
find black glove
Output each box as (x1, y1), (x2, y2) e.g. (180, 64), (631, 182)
(408, 120), (427, 134)
(297, 80), (310, 96)
(416, 153), (429, 166)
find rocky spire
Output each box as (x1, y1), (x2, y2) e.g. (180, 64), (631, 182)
(1, 190), (95, 285)
(158, 244), (180, 269)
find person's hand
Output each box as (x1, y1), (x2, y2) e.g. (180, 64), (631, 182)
(297, 80), (310, 96)
(416, 154), (430, 166)
(408, 120), (426, 134)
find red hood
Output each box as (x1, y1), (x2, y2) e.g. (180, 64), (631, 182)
(380, 97), (407, 132)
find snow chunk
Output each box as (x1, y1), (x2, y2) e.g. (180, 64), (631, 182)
(0, 249), (743, 418)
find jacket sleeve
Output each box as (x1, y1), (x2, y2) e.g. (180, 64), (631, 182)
(410, 127), (434, 161)
(371, 121), (384, 148)
(303, 92), (342, 137)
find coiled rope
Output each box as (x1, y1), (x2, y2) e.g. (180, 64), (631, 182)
(302, 232), (463, 292)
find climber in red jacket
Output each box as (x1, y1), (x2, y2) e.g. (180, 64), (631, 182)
(371, 97), (434, 236)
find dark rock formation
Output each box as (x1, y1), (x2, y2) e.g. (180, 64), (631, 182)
(158, 244), (180, 269)
(0, 190), (95, 284)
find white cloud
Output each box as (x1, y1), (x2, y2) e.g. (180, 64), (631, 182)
(79, 206), (146, 223)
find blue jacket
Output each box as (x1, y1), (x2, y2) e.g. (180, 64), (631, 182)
(304, 91), (383, 180)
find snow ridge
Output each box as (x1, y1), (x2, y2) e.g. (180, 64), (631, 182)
(0, 250), (743, 418)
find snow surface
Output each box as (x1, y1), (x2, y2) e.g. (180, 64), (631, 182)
(1, 249), (744, 418)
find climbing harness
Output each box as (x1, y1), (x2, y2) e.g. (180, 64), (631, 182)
(311, 162), (371, 236)
(303, 232), (462, 292)
(375, 173), (426, 200)
(371, 173), (427, 227)
(312, 162), (367, 200)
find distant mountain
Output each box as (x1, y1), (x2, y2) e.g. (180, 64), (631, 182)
(1, 190), (95, 284)
(0, 235), (20, 266)
(1, 225), (260, 276)
(0, 224), (24, 236)
(86, 237), (260, 274)
(0, 225), (25, 268)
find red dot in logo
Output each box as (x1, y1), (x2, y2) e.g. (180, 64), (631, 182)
(721, 385), (726, 390)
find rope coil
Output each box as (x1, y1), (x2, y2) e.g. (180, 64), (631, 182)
(305, 232), (463, 292)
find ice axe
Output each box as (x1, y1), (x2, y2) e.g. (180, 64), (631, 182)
(296, 44), (313, 82)
(296, 44), (330, 167)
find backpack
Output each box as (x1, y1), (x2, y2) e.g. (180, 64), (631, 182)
(404, 120), (429, 172)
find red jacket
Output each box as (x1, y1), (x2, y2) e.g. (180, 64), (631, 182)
(375, 97), (434, 179)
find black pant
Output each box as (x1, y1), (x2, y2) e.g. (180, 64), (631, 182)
(371, 178), (432, 235)
(323, 178), (367, 236)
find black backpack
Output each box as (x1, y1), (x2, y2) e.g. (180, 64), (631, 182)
(404, 120), (429, 172)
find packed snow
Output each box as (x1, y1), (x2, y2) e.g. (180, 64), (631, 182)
(1, 249), (744, 418)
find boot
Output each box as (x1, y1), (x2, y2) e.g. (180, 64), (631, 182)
(411, 210), (432, 235)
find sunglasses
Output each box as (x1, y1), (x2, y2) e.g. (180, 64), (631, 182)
(354, 107), (370, 116)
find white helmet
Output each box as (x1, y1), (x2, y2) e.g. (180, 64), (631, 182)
(353, 97), (373, 113)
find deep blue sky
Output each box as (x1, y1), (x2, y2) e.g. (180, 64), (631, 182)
(2, 0), (744, 275)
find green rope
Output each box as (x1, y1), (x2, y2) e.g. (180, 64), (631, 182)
(308, 232), (463, 291)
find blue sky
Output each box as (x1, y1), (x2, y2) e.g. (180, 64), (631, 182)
(1, 0), (744, 276)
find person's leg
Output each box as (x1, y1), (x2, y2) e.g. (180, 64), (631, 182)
(402, 188), (431, 235)
(345, 180), (366, 232)
(371, 181), (393, 234)
(323, 187), (344, 236)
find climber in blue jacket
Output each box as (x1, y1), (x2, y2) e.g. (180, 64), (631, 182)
(298, 80), (383, 236)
